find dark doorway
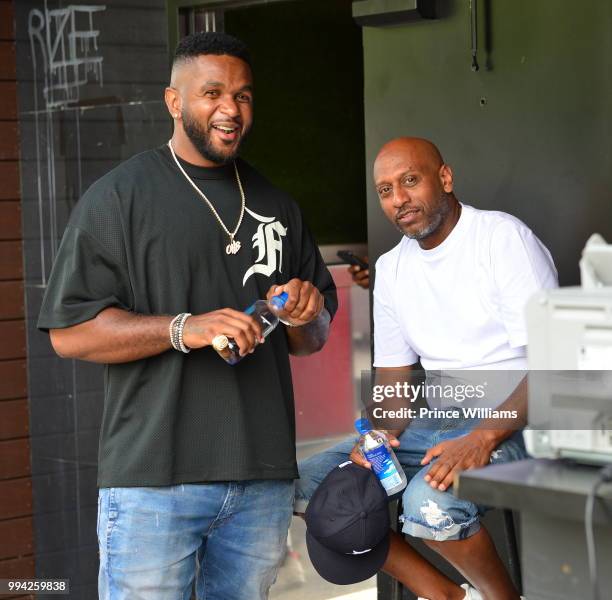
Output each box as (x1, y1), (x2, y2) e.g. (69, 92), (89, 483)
(175, 0), (367, 247)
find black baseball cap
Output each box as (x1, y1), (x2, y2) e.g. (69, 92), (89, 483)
(305, 461), (391, 585)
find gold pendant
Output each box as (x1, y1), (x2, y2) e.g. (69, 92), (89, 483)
(226, 239), (241, 255)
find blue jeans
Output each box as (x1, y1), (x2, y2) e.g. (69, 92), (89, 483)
(295, 419), (527, 541)
(98, 480), (294, 600)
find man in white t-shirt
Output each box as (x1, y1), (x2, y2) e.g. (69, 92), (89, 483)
(296, 138), (557, 600)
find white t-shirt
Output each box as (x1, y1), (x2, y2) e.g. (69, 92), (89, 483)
(373, 204), (558, 371)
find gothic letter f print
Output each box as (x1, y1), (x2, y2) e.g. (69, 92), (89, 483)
(242, 207), (288, 286)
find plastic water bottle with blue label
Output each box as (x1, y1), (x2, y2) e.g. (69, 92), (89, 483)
(213, 292), (288, 365)
(355, 418), (407, 496)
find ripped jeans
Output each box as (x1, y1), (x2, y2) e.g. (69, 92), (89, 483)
(295, 418), (527, 541)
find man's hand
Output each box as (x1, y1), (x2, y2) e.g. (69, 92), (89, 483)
(267, 279), (324, 327)
(421, 431), (497, 492)
(348, 256), (369, 289)
(349, 432), (401, 470)
(182, 309), (263, 356)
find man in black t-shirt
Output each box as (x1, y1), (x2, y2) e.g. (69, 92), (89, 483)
(38, 32), (337, 600)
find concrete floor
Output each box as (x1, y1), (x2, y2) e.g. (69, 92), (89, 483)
(269, 436), (377, 600)
(270, 515), (376, 600)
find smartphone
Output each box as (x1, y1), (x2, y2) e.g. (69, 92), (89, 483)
(337, 250), (368, 270)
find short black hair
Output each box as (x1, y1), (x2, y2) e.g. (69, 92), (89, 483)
(173, 32), (252, 69)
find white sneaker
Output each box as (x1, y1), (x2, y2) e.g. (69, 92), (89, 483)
(417, 583), (482, 600)
(460, 583), (484, 599)
(418, 585), (525, 600)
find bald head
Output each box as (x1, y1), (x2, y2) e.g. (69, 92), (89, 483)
(374, 137), (444, 182)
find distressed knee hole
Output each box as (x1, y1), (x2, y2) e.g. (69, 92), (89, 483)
(490, 449), (502, 462)
(419, 500), (462, 540)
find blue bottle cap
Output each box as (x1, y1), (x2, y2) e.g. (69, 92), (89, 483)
(355, 418), (373, 435)
(270, 291), (289, 309)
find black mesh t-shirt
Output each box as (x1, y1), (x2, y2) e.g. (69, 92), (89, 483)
(38, 144), (338, 487)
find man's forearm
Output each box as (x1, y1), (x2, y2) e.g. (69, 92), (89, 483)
(286, 309), (330, 356)
(50, 307), (173, 364)
(473, 375), (528, 447)
(371, 365), (418, 435)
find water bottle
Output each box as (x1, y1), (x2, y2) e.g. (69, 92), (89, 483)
(355, 418), (407, 497)
(213, 292), (288, 365)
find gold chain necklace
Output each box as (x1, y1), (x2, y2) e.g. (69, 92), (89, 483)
(168, 140), (245, 255)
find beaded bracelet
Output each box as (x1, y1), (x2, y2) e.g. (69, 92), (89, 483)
(169, 315), (181, 350)
(170, 313), (192, 353)
(177, 313), (191, 353)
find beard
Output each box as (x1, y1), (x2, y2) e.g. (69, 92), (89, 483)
(181, 108), (250, 165)
(401, 193), (452, 240)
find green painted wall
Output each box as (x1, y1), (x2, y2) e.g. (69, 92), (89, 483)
(225, 0), (367, 245)
(363, 0), (612, 285)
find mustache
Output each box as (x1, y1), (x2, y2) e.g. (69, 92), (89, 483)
(395, 207), (420, 220)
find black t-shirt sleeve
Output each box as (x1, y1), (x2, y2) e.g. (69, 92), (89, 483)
(37, 197), (133, 331)
(295, 216), (338, 321)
